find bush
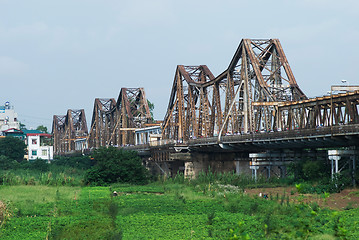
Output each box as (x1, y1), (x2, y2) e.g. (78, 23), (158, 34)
(51, 155), (93, 170)
(0, 137), (26, 161)
(29, 158), (49, 172)
(289, 159), (330, 181)
(84, 147), (149, 185)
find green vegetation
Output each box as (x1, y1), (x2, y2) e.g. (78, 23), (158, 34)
(36, 125), (48, 133)
(0, 137), (26, 161)
(1, 183), (359, 239)
(1, 147), (359, 239)
(84, 147), (149, 185)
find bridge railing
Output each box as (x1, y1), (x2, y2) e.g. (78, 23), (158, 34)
(187, 123), (359, 145)
(149, 139), (177, 147)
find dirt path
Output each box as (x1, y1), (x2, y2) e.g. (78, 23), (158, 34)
(244, 187), (359, 210)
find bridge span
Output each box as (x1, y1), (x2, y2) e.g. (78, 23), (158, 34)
(52, 38), (359, 179)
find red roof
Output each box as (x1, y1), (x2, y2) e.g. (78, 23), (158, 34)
(26, 133), (52, 138)
(3, 128), (23, 133)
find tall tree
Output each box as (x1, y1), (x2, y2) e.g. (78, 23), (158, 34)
(36, 125), (48, 133)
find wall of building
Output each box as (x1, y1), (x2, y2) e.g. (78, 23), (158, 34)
(27, 135), (54, 161)
(0, 102), (20, 132)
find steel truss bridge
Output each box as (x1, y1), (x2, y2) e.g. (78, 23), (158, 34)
(52, 39), (359, 178)
(52, 88), (153, 155)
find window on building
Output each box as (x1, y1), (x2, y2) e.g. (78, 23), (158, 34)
(32, 150), (37, 156)
(42, 149), (47, 156)
(32, 139), (37, 145)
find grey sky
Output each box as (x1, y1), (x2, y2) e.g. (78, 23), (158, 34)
(0, 0), (358, 130)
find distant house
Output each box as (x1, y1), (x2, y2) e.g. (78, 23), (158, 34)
(24, 130), (53, 161)
(2, 128), (26, 140)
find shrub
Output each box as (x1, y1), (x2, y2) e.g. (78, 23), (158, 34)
(30, 158), (49, 172)
(51, 155), (93, 170)
(0, 137), (26, 161)
(84, 147), (149, 185)
(0, 155), (19, 170)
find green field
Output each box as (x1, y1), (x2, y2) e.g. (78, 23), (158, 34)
(1, 183), (359, 239)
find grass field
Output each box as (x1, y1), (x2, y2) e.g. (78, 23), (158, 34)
(1, 183), (359, 239)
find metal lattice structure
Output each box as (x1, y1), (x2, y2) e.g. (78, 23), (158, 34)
(52, 115), (66, 154)
(86, 88), (153, 148)
(52, 109), (88, 154)
(162, 39), (307, 141)
(87, 98), (116, 148)
(162, 65), (219, 140)
(109, 88), (152, 146)
(278, 91), (359, 130)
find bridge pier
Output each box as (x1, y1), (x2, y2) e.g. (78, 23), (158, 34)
(249, 151), (290, 180)
(328, 149), (358, 186)
(167, 151), (251, 178)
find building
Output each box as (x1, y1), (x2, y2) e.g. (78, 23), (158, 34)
(25, 131), (53, 161)
(0, 101), (20, 133)
(2, 128), (26, 140)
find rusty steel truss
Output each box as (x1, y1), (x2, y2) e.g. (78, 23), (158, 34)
(87, 98), (116, 148)
(278, 91), (359, 130)
(52, 109), (88, 154)
(162, 39), (307, 140)
(87, 88), (153, 148)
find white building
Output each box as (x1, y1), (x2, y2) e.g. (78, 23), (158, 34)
(26, 133), (53, 161)
(0, 101), (20, 133)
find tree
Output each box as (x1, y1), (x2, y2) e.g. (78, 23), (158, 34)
(36, 125), (48, 133)
(84, 147), (148, 185)
(20, 122), (27, 130)
(0, 137), (26, 161)
(147, 100), (155, 121)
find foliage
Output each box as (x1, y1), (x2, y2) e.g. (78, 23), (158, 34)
(0, 155), (18, 170)
(1, 184), (359, 239)
(0, 155), (93, 186)
(51, 155), (93, 170)
(84, 147), (149, 185)
(147, 100), (155, 120)
(36, 125), (48, 133)
(288, 159), (331, 181)
(0, 169), (84, 186)
(29, 158), (50, 172)
(0, 137), (26, 161)
(19, 122), (26, 131)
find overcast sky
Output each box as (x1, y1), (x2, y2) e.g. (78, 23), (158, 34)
(0, 0), (358, 130)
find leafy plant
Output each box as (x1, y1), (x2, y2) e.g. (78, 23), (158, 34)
(84, 147), (149, 185)
(0, 137), (26, 161)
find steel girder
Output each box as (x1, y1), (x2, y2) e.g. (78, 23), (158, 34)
(52, 109), (88, 154)
(278, 91), (359, 130)
(162, 65), (220, 140)
(52, 115), (66, 154)
(108, 87), (152, 146)
(87, 98), (116, 148)
(162, 39), (307, 141)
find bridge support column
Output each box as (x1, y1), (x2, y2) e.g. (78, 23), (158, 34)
(249, 152), (290, 180)
(250, 166), (259, 181)
(235, 161), (240, 175)
(351, 155), (356, 187)
(266, 166), (271, 179)
(279, 166), (287, 178)
(328, 149), (358, 186)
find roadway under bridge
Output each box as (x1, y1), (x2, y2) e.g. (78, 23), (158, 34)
(52, 38), (359, 180)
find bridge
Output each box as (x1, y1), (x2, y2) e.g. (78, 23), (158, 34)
(52, 39), (359, 179)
